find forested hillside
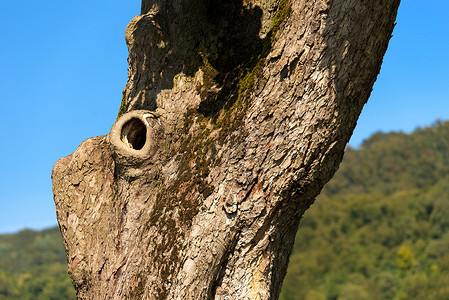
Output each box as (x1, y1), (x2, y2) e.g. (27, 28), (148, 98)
(1, 121), (449, 299)
(281, 120), (449, 300)
(323, 120), (449, 197)
(0, 227), (75, 299)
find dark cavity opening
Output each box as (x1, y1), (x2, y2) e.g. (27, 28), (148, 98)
(121, 118), (147, 150)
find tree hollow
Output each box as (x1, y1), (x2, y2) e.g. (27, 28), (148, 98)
(121, 117), (147, 150)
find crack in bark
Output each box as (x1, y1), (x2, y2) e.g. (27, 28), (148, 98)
(209, 230), (241, 298)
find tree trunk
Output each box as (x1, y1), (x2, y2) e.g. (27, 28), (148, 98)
(52, 0), (400, 298)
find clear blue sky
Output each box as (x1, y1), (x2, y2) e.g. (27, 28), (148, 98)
(0, 1), (448, 234)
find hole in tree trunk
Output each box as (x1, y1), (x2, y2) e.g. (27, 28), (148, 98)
(120, 118), (147, 150)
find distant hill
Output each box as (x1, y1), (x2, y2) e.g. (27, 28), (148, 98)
(281, 120), (449, 300)
(1, 121), (449, 299)
(323, 120), (449, 197)
(0, 227), (75, 299)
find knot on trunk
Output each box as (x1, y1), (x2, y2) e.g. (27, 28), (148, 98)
(108, 110), (163, 178)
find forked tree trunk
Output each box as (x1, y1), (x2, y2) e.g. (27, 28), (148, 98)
(52, 0), (400, 298)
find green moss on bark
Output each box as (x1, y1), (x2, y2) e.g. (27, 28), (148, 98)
(123, 3), (292, 297)
(117, 91), (127, 119)
(198, 0), (291, 122)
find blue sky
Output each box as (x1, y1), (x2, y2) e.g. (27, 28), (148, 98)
(0, 1), (448, 234)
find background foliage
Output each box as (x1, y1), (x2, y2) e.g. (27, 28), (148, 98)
(281, 120), (449, 300)
(0, 227), (75, 299)
(1, 121), (449, 299)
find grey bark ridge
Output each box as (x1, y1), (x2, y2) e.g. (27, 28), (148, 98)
(52, 0), (401, 299)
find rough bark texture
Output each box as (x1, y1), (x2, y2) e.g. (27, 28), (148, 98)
(52, 0), (400, 299)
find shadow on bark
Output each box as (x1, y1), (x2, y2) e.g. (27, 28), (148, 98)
(126, 0), (263, 116)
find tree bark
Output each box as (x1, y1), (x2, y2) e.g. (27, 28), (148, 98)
(52, 0), (400, 299)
